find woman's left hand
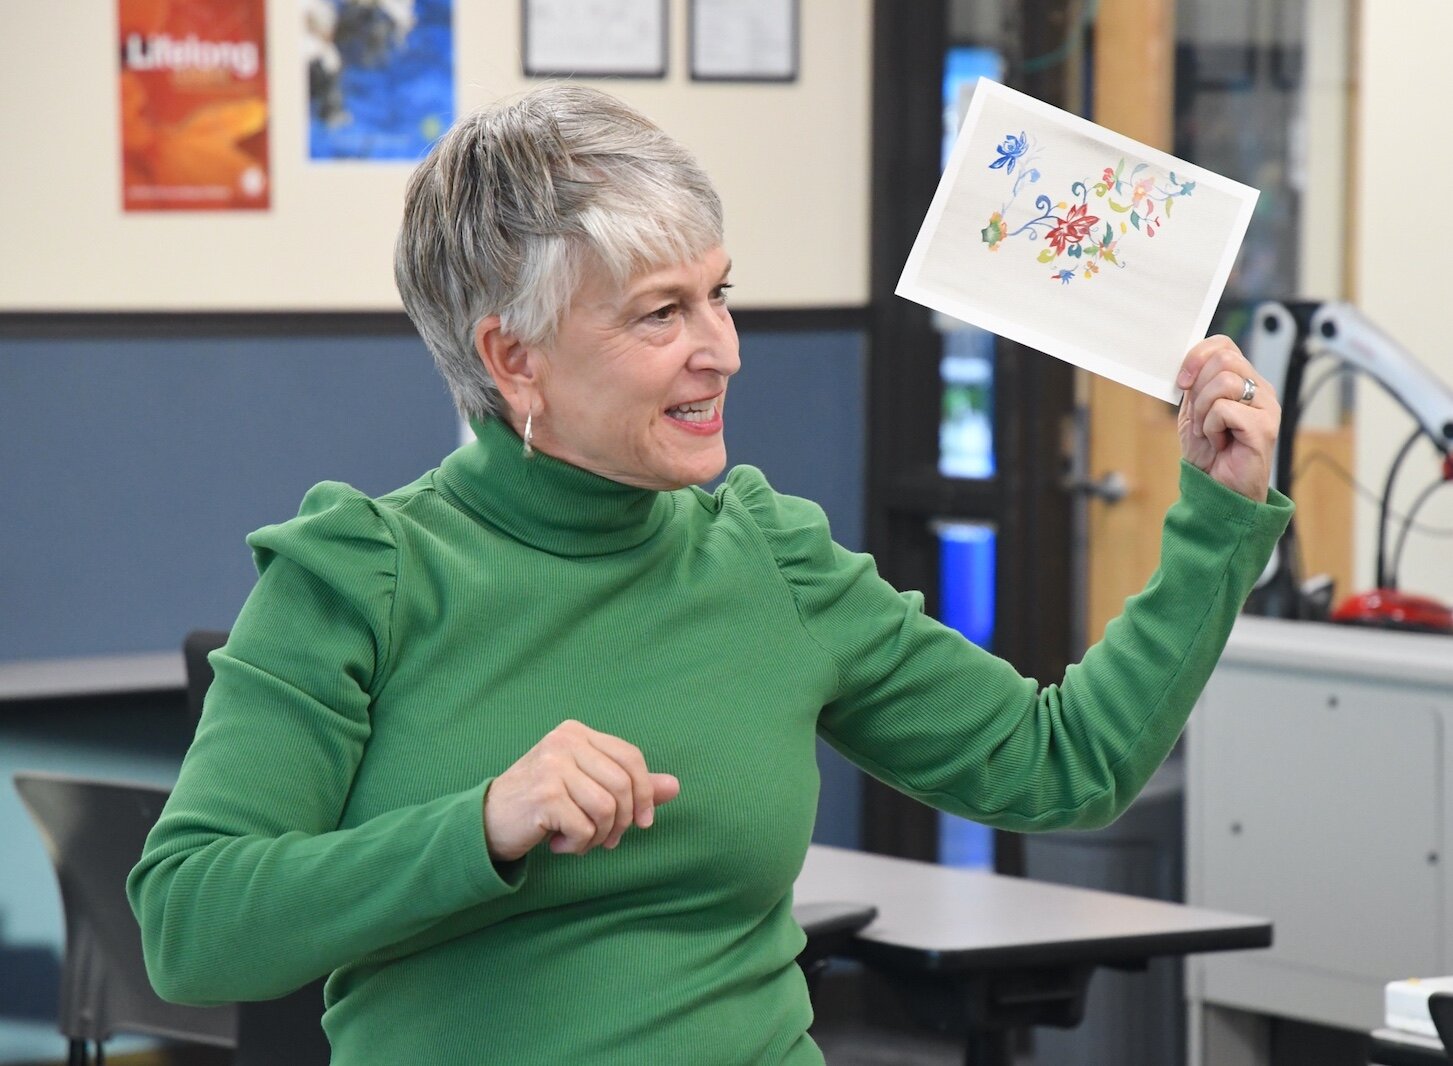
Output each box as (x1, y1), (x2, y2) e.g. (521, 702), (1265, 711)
(1175, 336), (1280, 502)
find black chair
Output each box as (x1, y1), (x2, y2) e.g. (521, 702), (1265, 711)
(1432, 992), (1453, 1064)
(1370, 993), (1453, 1065)
(14, 771), (238, 1066)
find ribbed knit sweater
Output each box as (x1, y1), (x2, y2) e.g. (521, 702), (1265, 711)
(128, 414), (1292, 1064)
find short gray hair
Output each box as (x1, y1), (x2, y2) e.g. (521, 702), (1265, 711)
(395, 84), (725, 421)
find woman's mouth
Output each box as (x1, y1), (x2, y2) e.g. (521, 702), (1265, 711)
(665, 398), (723, 433)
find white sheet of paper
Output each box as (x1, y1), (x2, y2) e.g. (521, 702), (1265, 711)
(524, 0), (665, 77)
(897, 79), (1259, 403)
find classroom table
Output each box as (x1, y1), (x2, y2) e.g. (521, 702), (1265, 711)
(795, 844), (1273, 1066)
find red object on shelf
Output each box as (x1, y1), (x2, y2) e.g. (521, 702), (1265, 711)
(1331, 588), (1453, 634)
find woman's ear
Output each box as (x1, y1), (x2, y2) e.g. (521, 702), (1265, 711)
(474, 315), (542, 427)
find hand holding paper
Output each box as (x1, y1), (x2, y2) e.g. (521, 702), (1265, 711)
(1176, 337), (1279, 503)
(898, 79), (1260, 404)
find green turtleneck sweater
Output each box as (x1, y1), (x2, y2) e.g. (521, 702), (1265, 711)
(128, 415), (1292, 1064)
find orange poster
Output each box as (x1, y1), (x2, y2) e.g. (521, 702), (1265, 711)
(119, 0), (270, 211)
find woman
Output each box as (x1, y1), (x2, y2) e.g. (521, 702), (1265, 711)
(129, 84), (1292, 1063)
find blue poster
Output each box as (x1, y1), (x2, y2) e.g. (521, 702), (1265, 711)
(305, 0), (453, 161)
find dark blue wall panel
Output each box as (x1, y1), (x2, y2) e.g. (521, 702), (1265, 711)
(2, 335), (460, 661)
(2, 327), (865, 662)
(725, 329), (866, 552)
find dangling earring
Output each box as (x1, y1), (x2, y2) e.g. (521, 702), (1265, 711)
(522, 411), (534, 459)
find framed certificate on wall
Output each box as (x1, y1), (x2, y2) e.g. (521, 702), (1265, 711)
(690, 0), (798, 83)
(522, 0), (668, 79)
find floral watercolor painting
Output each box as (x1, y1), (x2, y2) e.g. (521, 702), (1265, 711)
(979, 130), (1199, 284)
(898, 79), (1258, 403)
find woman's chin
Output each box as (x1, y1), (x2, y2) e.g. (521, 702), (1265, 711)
(665, 444), (728, 488)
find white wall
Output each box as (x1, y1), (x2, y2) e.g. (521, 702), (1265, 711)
(1352, 0), (1453, 600)
(0, 0), (870, 311)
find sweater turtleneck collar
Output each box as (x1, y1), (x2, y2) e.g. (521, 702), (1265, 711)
(435, 416), (675, 557)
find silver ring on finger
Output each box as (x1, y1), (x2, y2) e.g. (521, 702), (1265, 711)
(1238, 377), (1257, 405)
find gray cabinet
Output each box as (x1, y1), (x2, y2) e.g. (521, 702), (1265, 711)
(1187, 616), (1453, 1066)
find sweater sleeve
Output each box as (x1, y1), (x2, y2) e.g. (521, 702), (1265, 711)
(730, 461), (1293, 833)
(127, 482), (525, 1006)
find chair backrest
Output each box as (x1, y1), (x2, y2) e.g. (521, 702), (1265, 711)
(1428, 991), (1453, 1062)
(182, 628), (230, 728)
(13, 771), (238, 1048)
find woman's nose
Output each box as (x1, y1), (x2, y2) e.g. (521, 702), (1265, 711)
(688, 308), (741, 377)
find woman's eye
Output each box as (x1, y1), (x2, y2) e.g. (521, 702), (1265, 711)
(647, 304), (677, 323)
(713, 284), (733, 303)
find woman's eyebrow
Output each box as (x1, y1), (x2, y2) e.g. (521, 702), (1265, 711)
(631, 284), (688, 304)
(629, 262), (734, 304)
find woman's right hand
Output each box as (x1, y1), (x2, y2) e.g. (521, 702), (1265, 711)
(483, 720), (680, 862)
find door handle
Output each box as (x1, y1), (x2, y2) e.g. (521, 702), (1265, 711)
(1062, 471), (1128, 503)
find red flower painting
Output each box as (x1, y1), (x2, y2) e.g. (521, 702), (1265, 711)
(1045, 203), (1100, 255)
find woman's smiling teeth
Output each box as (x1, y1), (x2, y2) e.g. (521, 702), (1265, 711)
(666, 399), (717, 422)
